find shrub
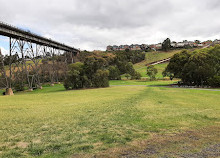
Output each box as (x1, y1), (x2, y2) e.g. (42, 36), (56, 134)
(108, 66), (121, 80)
(163, 46), (220, 87)
(208, 76), (220, 87)
(125, 74), (131, 80)
(147, 65), (158, 80)
(92, 70), (109, 88)
(14, 83), (25, 91)
(64, 61), (109, 90)
(131, 71), (142, 80)
(64, 62), (85, 90)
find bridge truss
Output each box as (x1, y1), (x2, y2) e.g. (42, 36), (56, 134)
(0, 22), (79, 94)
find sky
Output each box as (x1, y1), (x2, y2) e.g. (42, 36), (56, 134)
(0, 0), (220, 53)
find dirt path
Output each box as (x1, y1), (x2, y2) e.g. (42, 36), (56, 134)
(91, 126), (220, 158)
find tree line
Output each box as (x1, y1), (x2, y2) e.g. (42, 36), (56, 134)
(64, 50), (145, 90)
(163, 45), (220, 87)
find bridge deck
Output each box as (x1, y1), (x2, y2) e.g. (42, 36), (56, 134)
(0, 22), (78, 53)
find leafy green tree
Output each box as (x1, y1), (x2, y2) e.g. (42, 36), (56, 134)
(162, 38), (171, 51)
(195, 40), (201, 44)
(147, 65), (158, 80)
(92, 70), (109, 88)
(208, 76), (220, 87)
(108, 66), (121, 80)
(163, 45), (220, 87)
(126, 62), (136, 76)
(131, 71), (142, 80)
(64, 62), (86, 89)
(182, 51), (215, 86)
(125, 74), (131, 80)
(84, 56), (108, 80)
(163, 50), (191, 80)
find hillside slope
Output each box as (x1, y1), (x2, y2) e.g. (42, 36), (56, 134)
(134, 50), (182, 78)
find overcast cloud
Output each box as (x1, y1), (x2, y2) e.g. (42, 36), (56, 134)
(0, 0), (220, 51)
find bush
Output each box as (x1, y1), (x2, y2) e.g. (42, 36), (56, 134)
(131, 71), (142, 80)
(125, 74), (131, 80)
(147, 65), (158, 81)
(64, 61), (110, 90)
(92, 70), (109, 88)
(208, 76), (220, 87)
(14, 83), (25, 91)
(108, 66), (121, 80)
(64, 62), (85, 90)
(163, 46), (220, 87)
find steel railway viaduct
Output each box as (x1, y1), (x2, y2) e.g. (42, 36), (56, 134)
(0, 21), (80, 95)
(0, 21), (79, 54)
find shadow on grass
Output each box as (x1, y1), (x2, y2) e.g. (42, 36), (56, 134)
(0, 84), (66, 96)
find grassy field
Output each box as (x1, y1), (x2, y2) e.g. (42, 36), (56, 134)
(109, 79), (177, 86)
(0, 83), (219, 157)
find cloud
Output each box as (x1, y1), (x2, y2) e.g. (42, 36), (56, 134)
(0, 47), (8, 55)
(0, 0), (220, 51)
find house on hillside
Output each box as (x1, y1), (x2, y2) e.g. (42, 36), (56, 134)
(202, 40), (212, 46)
(155, 44), (162, 50)
(171, 42), (176, 48)
(106, 45), (113, 51)
(130, 44), (141, 50)
(149, 44), (156, 49)
(112, 45), (119, 51)
(176, 42), (185, 48)
(124, 45), (130, 50)
(119, 45), (125, 51)
(197, 44), (204, 47)
(140, 44), (149, 50)
(213, 39), (220, 44)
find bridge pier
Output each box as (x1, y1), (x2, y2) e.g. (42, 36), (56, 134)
(0, 21), (79, 94)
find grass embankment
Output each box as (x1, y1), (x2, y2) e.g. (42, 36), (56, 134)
(0, 84), (219, 157)
(135, 63), (168, 78)
(134, 50), (181, 79)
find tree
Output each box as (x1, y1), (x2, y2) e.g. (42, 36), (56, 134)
(108, 66), (121, 80)
(208, 76), (220, 87)
(147, 65), (158, 80)
(92, 70), (109, 88)
(162, 38), (171, 51)
(131, 71), (142, 80)
(64, 59), (110, 90)
(163, 50), (191, 80)
(64, 62), (85, 90)
(163, 45), (220, 87)
(125, 74), (131, 80)
(195, 40), (201, 44)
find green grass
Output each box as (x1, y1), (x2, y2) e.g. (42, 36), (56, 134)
(0, 84), (219, 157)
(109, 80), (178, 86)
(134, 50), (181, 69)
(136, 63), (168, 78)
(134, 50), (182, 79)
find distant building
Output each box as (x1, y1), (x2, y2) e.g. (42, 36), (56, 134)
(202, 40), (212, 46)
(124, 45), (130, 50)
(197, 44), (204, 47)
(213, 39), (220, 44)
(149, 44), (156, 49)
(176, 42), (185, 48)
(112, 45), (119, 51)
(171, 43), (176, 47)
(106, 39), (213, 52)
(155, 44), (162, 50)
(119, 45), (125, 51)
(107, 45), (113, 51)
